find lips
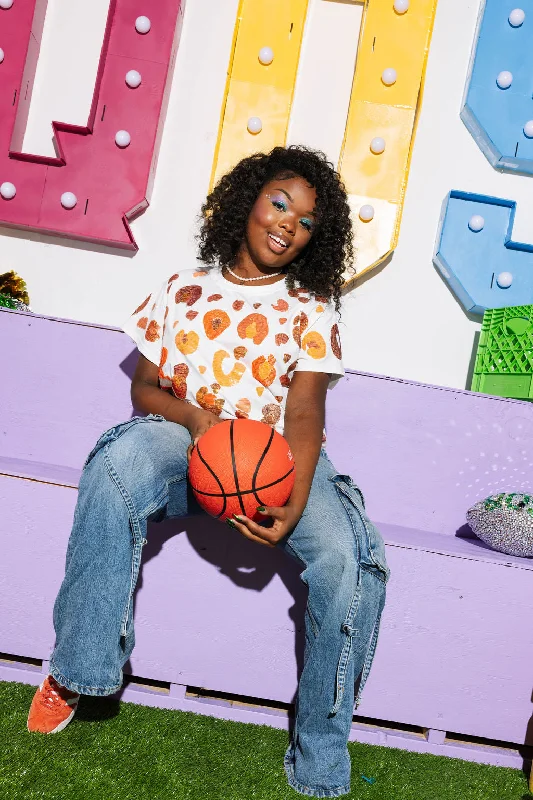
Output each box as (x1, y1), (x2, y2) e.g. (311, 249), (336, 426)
(267, 232), (289, 254)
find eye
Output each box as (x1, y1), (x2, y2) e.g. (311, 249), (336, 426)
(300, 218), (313, 232)
(271, 198), (287, 212)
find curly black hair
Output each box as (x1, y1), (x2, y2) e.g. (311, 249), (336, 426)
(197, 145), (354, 310)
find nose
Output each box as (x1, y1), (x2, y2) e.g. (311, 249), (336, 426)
(279, 214), (296, 236)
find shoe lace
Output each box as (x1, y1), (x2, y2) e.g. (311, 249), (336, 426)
(41, 679), (74, 709)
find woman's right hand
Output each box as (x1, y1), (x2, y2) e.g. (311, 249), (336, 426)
(185, 407), (224, 461)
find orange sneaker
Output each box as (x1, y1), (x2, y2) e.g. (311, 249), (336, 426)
(27, 675), (80, 734)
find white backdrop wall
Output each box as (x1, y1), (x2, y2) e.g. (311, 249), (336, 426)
(3, 0), (531, 390)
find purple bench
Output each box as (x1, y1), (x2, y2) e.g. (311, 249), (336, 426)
(1, 308), (532, 767)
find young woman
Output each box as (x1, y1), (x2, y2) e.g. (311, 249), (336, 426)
(27, 145), (389, 798)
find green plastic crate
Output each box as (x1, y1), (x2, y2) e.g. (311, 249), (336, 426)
(471, 305), (533, 400)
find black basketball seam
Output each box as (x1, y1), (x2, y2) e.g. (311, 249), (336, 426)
(230, 420), (246, 514)
(190, 466), (295, 498)
(251, 427), (275, 506)
(195, 441), (227, 518)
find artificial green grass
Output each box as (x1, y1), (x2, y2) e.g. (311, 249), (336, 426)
(0, 681), (530, 800)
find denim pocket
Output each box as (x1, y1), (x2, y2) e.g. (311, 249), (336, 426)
(329, 474), (390, 584)
(84, 414), (166, 468)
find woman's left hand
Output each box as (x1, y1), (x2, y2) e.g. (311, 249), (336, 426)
(228, 503), (303, 547)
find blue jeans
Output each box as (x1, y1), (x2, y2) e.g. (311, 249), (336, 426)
(50, 415), (389, 798)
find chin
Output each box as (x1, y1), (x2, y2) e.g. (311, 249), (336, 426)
(254, 250), (286, 269)
(269, 245), (293, 265)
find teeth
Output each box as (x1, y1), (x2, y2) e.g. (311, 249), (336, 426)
(269, 234), (287, 248)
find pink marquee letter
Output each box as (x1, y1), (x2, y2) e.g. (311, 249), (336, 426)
(0, 0), (184, 250)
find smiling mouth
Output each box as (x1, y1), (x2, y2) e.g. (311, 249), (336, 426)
(267, 232), (289, 253)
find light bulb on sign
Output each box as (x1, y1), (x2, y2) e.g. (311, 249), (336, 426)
(524, 120), (533, 137)
(247, 117), (262, 134)
(370, 137), (386, 154)
(135, 16), (151, 34)
(258, 47), (274, 65)
(393, 0), (409, 13)
(381, 68), (397, 86)
(125, 70), (142, 88)
(0, 48), (4, 64)
(497, 271), (513, 288)
(359, 204), (375, 222)
(509, 8), (525, 26)
(0, 0), (14, 9)
(115, 130), (131, 148)
(61, 192), (77, 209)
(0, 182), (16, 200)
(468, 214), (484, 232)
(496, 71), (513, 89)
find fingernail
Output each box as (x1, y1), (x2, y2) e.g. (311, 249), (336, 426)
(233, 514), (245, 521)
(257, 506), (266, 513)
(226, 519), (236, 528)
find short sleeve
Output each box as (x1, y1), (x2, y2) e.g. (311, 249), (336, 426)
(294, 303), (345, 381)
(122, 278), (171, 370)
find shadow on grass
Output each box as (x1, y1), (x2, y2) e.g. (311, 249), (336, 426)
(76, 695), (121, 724)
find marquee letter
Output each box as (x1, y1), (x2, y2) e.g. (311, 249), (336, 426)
(210, 0), (438, 284)
(461, 0), (533, 174)
(434, 190), (533, 315)
(0, 0), (185, 250)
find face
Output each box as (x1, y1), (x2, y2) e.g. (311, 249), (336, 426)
(241, 176), (317, 270)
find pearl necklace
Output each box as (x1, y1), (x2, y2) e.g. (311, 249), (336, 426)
(225, 266), (283, 283)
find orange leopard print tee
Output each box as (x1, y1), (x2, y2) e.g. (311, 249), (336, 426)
(123, 268), (344, 435)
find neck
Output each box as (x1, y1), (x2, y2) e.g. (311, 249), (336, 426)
(223, 265), (284, 286)
(224, 246), (285, 285)
(232, 249), (277, 280)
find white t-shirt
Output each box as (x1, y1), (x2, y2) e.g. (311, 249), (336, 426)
(123, 267), (344, 436)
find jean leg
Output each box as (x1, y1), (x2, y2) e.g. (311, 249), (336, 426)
(50, 417), (192, 696)
(281, 451), (389, 798)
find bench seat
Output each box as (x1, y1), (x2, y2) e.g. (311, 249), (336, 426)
(381, 521), (533, 570)
(1, 307), (532, 764)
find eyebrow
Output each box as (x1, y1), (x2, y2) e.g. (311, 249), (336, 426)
(274, 187), (316, 218)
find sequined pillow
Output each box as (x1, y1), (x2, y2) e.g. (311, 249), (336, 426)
(466, 493), (533, 558)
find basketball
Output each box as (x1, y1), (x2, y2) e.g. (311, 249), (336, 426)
(188, 419), (295, 522)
